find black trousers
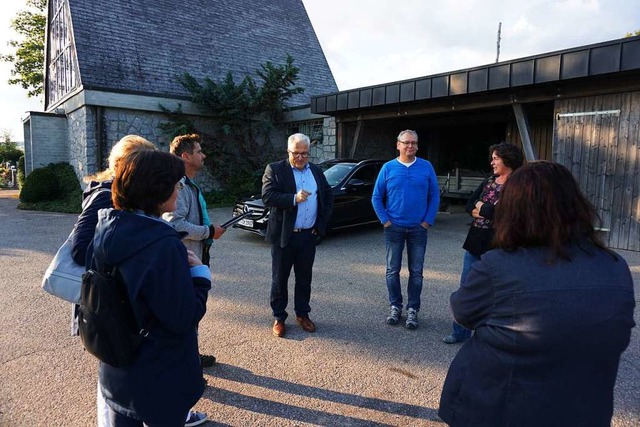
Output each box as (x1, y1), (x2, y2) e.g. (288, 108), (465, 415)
(270, 229), (316, 320)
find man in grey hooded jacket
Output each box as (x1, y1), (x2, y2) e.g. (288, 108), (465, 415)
(163, 134), (225, 266)
(163, 133), (224, 369)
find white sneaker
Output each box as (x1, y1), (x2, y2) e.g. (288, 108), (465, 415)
(405, 308), (418, 329)
(185, 410), (208, 427)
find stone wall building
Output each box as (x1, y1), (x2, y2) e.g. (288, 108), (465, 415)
(23, 0), (337, 185)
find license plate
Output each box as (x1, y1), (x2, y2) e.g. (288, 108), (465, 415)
(239, 218), (254, 227)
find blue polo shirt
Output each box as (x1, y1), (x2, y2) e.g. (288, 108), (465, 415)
(371, 157), (440, 227)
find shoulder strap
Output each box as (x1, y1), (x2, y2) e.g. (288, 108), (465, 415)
(101, 264), (157, 338)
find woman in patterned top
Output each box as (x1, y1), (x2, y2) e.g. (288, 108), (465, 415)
(442, 142), (523, 344)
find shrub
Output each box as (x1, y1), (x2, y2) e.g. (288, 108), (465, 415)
(204, 190), (236, 207)
(18, 162), (82, 212)
(47, 162), (81, 195)
(19, 166), (60, 203)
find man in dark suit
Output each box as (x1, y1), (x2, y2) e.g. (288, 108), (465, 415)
(262, 133), (333, 338)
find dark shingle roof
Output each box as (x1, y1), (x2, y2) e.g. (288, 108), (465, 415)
(311, 35), (640, 114)
(68, 0), (337, 106)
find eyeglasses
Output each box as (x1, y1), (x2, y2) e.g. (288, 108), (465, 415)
(398, 140), (418, 146)
(176, 181), (184, 190)
(288, 150), (310, 158)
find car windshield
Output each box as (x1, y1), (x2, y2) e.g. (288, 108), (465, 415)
(323, 163), (356, 187)
(319, 162), (337, 172)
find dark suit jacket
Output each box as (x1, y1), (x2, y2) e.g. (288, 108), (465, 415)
(262, 159), (333, 248)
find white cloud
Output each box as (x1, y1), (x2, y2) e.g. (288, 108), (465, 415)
(303, 0), (640, 89)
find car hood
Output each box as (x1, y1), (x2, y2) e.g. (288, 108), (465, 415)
(239, 196), (266, 208)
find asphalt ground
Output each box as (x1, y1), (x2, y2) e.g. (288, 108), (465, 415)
(0, 191), (638, 426)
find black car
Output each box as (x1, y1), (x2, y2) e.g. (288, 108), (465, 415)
(232, 159), (386, 237)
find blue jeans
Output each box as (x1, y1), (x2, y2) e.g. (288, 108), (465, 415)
(450, 251), (480, 340)
(384, 224), (428, 311)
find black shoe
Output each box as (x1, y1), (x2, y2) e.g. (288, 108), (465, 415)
(200, 353), (216, 367)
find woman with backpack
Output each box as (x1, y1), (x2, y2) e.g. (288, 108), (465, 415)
(87, 149), (211, 426)
(70, 136), (207, 427)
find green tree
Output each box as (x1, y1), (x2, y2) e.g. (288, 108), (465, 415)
(157, 104), (198, 140)
(0, 130), (23, 163)
(625, 30), (640, 37)
(160, 55), (304, 200)
(0, 0), (46, 97)
(1, 129), (14, 143)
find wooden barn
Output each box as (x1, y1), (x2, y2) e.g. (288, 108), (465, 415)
(310, 35), (640, 251)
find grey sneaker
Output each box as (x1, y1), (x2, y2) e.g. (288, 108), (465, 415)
(185, 410), (208, 427)
(442, 334), (459, 344)
(405, 308), (418, 329)
(442, 334), (469, 344)
(386, 305), (402, 324)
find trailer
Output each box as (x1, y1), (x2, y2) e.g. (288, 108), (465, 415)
(438, 169), (486, 212)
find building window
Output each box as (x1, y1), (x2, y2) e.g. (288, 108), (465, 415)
(286, 119), (324, 144)
(47, 0), (79, 106)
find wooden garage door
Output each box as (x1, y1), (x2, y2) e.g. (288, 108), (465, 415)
(554, 92), (640, 251)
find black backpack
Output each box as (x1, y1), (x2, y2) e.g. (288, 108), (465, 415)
(78, 266), (154, 368)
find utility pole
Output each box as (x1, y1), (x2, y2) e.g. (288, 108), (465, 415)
(496, 22), (502, 63)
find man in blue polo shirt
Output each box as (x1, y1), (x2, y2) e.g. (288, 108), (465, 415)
(371, 130), (440, 329)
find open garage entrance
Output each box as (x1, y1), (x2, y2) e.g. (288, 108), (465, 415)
(337, 106), (514, 176)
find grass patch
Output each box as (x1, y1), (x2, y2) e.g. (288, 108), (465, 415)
(18, 188), (83, 213)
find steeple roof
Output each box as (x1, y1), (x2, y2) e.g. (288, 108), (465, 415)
(51, 0), (337, 107)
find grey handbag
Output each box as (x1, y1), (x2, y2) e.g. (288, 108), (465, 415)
(41, 232), (84, 303)
(41, 189), (110, 303)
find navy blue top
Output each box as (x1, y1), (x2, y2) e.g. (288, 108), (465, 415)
(90, 208), (211, 423)
(70, 180), (113, 265)
(439, 242), (636, 427)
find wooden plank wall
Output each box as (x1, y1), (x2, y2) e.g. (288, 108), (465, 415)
(554, 92), (640, 252)
(506, 112), (554, 161)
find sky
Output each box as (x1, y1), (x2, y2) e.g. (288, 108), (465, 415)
(1, 0), (639, 143)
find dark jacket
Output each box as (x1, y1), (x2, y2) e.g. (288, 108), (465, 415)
(69, 180), (113, 336)
(70, 180), (113, 266)
(439, 243), (636, 427)
(461, 176), (497, 257)
(90, 209), (210, 424)
(262, 159), (333, 247)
